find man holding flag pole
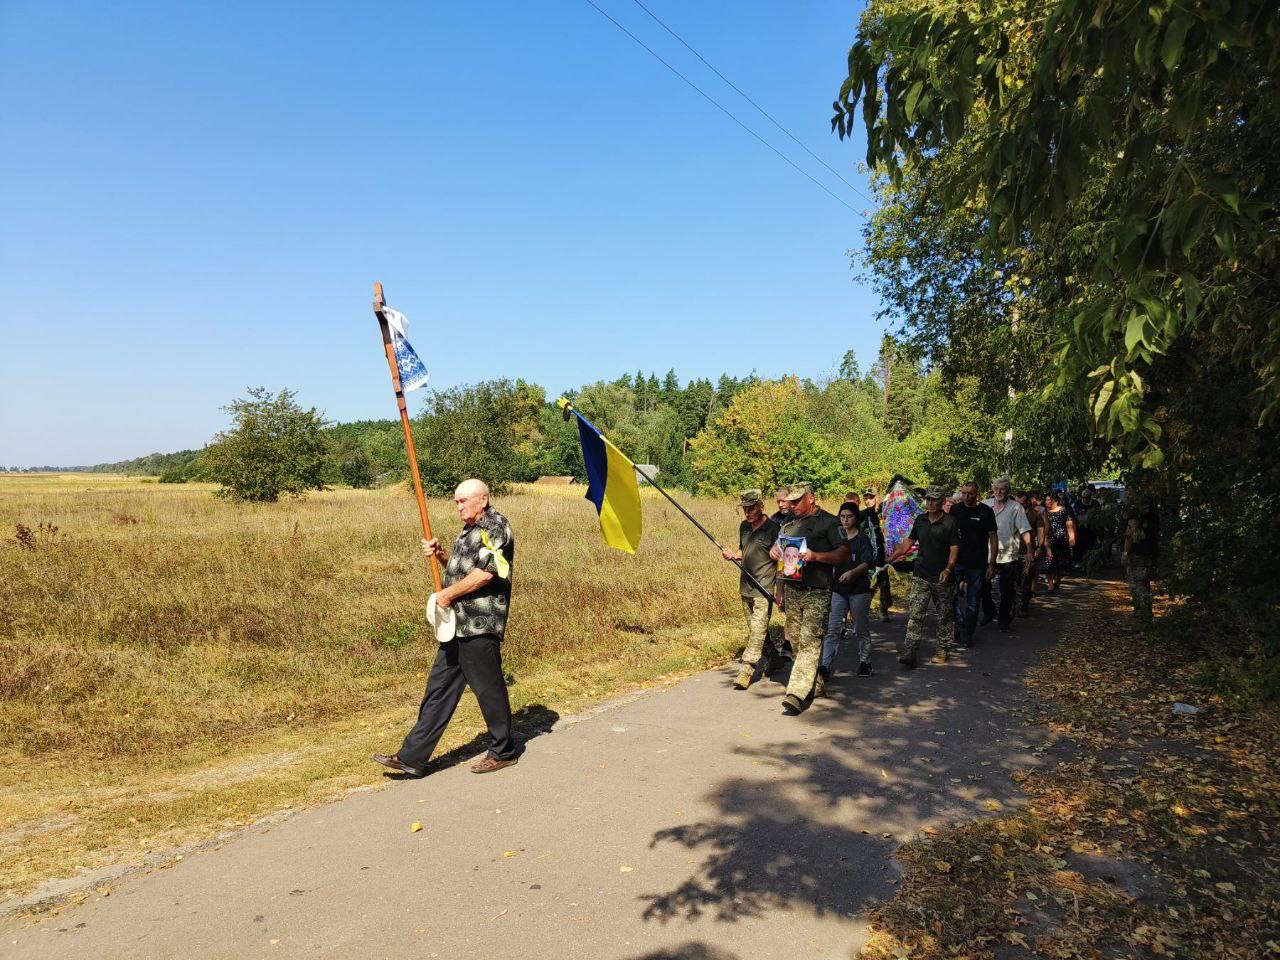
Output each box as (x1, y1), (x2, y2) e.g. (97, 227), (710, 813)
(368, 285), (520, 777)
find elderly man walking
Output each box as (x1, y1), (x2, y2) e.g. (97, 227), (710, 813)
(769, 483), (850, 714)
(374, 479), (520, 777)
(888, 485), (960, 667)
(724, 489), (781, 690)
(984, 477), (1033, 631)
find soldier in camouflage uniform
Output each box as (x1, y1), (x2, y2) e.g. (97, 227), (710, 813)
(374, 478), (520, 777)
(888, 485), (960, 667)
(769, 482), (850, 714)
(725, 489), (782, 690)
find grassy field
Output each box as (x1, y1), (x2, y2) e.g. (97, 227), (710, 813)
(0, 475), (757, 901)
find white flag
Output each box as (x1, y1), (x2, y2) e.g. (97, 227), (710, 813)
(383, 307), (429, 392)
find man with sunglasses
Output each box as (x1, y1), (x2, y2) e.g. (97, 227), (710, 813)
(887, 484), (960, 667)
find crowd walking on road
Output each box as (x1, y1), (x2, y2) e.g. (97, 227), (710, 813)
(720, 476), (1155, 717)
(372, 474), (1158, 773)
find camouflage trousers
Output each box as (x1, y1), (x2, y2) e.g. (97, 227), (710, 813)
(902, 576), (955, 661)
(783, 585), (831, 699)
(740, 595), (777, 666)
(1127, 557), (1153, 623)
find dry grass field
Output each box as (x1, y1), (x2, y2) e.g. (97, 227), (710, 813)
(0, 475), (754, 902)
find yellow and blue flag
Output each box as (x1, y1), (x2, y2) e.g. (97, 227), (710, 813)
(559, 398), (642, 553)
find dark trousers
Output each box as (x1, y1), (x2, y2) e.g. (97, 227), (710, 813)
(875, 567), (892, 615)
(953, 565), (986, 645)
(398, 633), (518, 769)
(993, 560), (1022, 628)
(980, 578), (997, 621)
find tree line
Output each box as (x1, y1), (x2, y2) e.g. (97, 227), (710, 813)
(91, 335), (1085, 504)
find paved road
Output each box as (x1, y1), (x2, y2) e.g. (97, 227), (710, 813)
(4, 583), (1092, 960)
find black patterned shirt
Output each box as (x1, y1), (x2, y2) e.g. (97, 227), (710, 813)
(445, 506), (515, 639)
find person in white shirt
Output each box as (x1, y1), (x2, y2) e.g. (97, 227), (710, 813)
(984, 477), (1033, 631)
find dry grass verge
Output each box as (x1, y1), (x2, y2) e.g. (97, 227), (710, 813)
(1, 476), (753, 900)
(860, 580), (1280, 959)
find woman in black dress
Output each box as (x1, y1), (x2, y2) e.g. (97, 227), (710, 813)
(1042, 491), (1077, 592)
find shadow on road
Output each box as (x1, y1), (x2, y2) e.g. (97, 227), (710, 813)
(381, 703), (561, 779)
(637, 587), (1079, 932)
(627, 945), (741, 960)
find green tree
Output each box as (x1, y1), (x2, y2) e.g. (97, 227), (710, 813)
(832, 0), (1280, 693)
(414, 379), (544, 495)
(689, 379), (844, 496)
(339, 447), (375, 489)
(205, 387), (330, 502)
(833, 0), (1280, 468)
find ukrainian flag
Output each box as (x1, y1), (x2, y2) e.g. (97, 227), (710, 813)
(559, 398), (643, 553)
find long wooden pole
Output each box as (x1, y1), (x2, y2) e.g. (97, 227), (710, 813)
(372, 281), (443, 592)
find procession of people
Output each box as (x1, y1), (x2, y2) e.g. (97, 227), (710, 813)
(374, 472), (1147, 773)
(718, 476), (1142, 716)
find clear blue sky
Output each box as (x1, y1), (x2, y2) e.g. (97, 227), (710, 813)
(0, 1), (879, 466)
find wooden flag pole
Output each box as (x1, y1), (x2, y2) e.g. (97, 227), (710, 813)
(372, 281), (443, 593)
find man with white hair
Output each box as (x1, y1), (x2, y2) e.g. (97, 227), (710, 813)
(984, 477), (1032, 631)
(374, 478), (520, 776)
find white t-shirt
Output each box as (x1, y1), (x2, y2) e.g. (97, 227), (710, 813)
(984, 498), (1032, 563)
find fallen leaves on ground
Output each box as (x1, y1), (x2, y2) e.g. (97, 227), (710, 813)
(860, 580), (1280, 960)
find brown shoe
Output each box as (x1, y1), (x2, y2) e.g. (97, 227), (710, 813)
(931, 649), (949, 665)
(813, 672), (827, 698)
(732, 664), (755, 690)
(372, 753), (422, 777)
(470, 754), (519, 774)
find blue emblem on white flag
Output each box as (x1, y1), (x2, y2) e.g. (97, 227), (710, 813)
(383, 307), (429, 392)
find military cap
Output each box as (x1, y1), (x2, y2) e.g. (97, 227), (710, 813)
(738, 488), (764, 508)
(784, 482), (813, 501)
(924, 484), (946, 500)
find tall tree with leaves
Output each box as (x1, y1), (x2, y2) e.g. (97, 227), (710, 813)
(205, 387), (330, 502)
(833, 0), (1280, 467)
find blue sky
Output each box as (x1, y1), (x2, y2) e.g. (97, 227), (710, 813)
(0, 1), (879, 466)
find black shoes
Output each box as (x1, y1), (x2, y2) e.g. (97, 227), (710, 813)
(857, 661), (873, 678)
(372, 753), (423, 777)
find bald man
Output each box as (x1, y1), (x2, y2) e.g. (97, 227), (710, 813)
(374, 478), (520, 776)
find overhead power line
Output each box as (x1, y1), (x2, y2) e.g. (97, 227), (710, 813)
(579, 0), (863, 215)
(627, 0), (876, 206)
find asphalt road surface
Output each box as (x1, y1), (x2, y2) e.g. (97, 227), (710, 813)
(4, 582), (1091, 960)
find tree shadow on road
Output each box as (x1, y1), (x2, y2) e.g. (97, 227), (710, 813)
(626, 944), (741, 960)
(638, 613), (1070, 930)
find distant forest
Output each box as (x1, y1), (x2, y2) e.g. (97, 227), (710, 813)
(8, 338), (1106, 496)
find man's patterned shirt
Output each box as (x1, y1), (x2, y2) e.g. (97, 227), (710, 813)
(445, 506), (515, 639)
